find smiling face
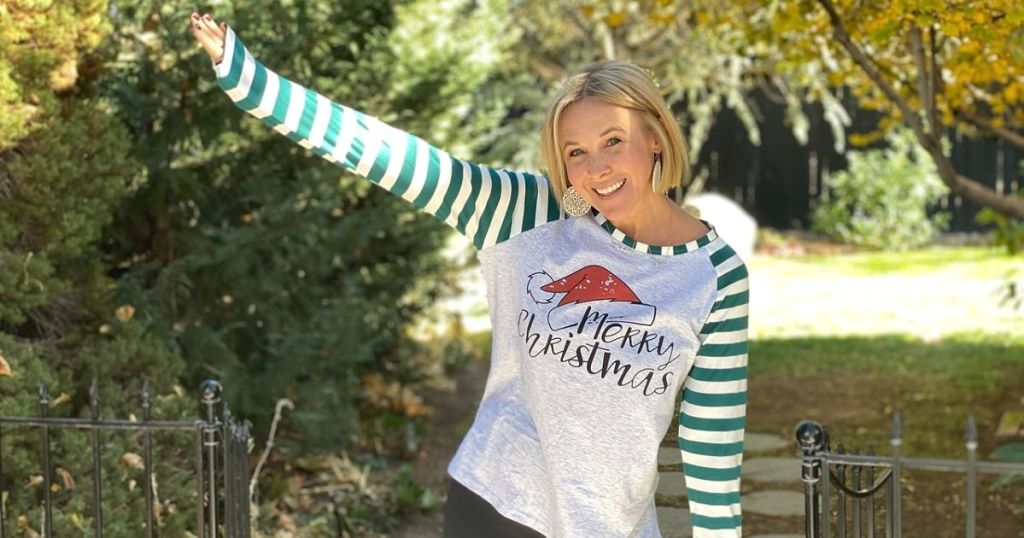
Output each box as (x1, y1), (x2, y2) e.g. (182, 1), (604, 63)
(558, 97), (661, 225)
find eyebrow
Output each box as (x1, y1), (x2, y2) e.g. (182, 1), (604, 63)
(561, 126), (626, 150)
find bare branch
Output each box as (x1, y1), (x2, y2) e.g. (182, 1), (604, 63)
(250, 397), (295, 506)
(815, 0), (1024, 220)
(815, 0), (926, 137)
(908, 24), (937, 136)
(521, 33), (568, 84)
(952, 173), (1024, 219)
(929, 27), (945, 101)
(601, 24), (617, 60)
(955, 109), (1024, 149)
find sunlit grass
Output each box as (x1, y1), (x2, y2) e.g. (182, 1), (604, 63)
(758, 246), (1016, 277)
(748, 246), (1023, 339)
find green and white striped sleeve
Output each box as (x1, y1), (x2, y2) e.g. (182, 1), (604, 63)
(678, 242), (749, 537)
(213, 27), (562, 249)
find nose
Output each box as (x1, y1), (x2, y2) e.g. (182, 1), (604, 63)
(584, 156), (611, 180)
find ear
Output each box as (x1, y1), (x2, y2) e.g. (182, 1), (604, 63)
(649, 136), (661, 154)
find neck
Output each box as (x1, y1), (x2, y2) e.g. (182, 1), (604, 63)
(609, 195), (678, 244)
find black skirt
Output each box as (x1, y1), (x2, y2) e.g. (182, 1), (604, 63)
(443, 477), (545, 538)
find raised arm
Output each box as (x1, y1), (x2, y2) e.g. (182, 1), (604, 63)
(678, 242), (748, 537)
(190, 14), (562, 249)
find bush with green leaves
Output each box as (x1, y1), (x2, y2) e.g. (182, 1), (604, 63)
(2, 0), (516, 534)
(100, 0), (515, 456)
(976, 186), (1024, 256)
(812, 129), (950, 250)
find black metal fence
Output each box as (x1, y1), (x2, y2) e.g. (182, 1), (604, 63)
(795, 413), (1024, 537)
(0, 379), (251, 538)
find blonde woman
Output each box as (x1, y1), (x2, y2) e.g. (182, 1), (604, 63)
(191, 12), (748, 538)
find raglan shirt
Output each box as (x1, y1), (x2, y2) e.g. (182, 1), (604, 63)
(213, 27), (748, 538)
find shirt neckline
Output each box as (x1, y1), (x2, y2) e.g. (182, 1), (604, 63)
(590, 210), (718, 256)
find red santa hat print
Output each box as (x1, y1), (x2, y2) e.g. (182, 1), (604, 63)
(527, 266), (656, 332)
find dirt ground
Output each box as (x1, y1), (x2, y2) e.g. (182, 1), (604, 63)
(391, 358), (490, 538)
(390, 360), (1024, 537)
(747, 370), (1024, 537)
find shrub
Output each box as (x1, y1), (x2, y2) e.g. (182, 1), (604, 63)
(976, 190), (1024, 256)
(812, 129), (950, 250)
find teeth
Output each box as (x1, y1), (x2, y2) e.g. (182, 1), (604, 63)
(596, 179), (625, 195)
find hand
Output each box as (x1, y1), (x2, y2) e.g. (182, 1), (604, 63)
(190, 12), (227, 64)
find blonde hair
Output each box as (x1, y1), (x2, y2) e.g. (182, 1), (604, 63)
(539, 61), (689, 207)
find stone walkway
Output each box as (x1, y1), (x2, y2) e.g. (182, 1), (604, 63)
(655, 432), (804, 537)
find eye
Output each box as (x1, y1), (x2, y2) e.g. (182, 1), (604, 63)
(606, 137), (622, 147)
(567, 148), (583, 158)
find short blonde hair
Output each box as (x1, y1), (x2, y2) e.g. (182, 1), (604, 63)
(539, 61), (690, 207)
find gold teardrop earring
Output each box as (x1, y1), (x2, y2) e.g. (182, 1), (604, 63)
(650, 153), (663, 192)
(562, 186), (591, 217)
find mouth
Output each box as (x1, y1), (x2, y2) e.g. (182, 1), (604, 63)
(593, 178), (626, 198)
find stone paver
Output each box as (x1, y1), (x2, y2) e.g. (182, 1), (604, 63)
(658, 445), (681, 466)
(742, 457), (802, 483)
(743, 490), (805, 517)
(996, 409), (1024, 439)
(656, 507), (693, 538)
(656, 471), (688, 497)
(745, 432), (791, 453)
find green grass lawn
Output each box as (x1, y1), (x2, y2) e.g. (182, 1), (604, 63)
(749, 247), (1023, 339)
(745, 246), (1023, 456)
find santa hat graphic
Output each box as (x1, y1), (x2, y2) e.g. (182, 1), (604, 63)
(534, 265), (656, 332)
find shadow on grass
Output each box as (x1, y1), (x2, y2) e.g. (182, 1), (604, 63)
(748, 333), (1024, 457)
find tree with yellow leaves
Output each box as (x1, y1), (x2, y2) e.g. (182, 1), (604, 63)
(514, 1), (1024, 219)
(747, 0), (1024, 219)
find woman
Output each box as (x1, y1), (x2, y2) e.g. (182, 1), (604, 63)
(191, 12), (747, 538)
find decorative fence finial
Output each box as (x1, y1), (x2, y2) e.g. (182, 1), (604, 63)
(796, 420), (827, 454)
(90, 378), (100, 420)
(200, 379), (222, 406)
(965, 415), (978, 450)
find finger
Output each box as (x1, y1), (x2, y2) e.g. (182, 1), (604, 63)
(214, 21), (227, 40)
(201, 14), (221, 34)
(201, 17), (220, 37)
(192, 27), (220, 59)
(190, 14), (209, 41)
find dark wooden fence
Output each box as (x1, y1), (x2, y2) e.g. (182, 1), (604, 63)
(693, 90), (1023, 232)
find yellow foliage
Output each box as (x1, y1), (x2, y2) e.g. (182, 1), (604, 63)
(604, 11), (627, 28)
(717, 0), (1024, 137)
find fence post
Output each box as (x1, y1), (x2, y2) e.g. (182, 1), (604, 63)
(796, 421), (827, 538)
(89, 380), (103, 538)
(142, 383), (155, 538)
(39, 384), (53, 538)
(201, 380), (222, 537)
(889, 412), (903, 538)
(965, 416), (978, 538)
(1, 417), (5, 538)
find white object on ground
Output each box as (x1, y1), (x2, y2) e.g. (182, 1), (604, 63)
(686, 192), (758, 261)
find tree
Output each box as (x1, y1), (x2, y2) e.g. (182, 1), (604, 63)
(0, 1), (196, 534)
(746, 0), (1024, 220)
(101, 0), (517, 452)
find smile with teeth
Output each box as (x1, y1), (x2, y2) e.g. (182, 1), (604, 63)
(594, 179), (626, 196)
